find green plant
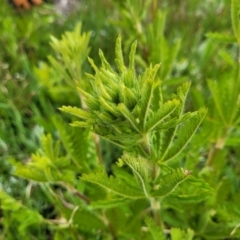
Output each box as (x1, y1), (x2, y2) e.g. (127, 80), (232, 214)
(4, 33), (212, 239)
(2, 0), (240, 239)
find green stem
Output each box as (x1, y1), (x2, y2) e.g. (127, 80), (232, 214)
(205, 127), (231, 167)
(140, 132), (151, 156)
(150, 198), (162, 227)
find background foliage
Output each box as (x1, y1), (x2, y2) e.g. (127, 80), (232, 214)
(1, 0), (240, 239)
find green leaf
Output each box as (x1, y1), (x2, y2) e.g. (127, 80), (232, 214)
(171, 228), (194, 240)
(41, 134), (55, 161)
(0, 190), (43, 229)
(90, 198), (131, 209)
(14, 166), (48, 182)
(161, 39), (181, 80)
(140, 66), (160, 130)
(206, 32), (236, 43)
(82, 171), (145, 199)
(145, 217), (166, 240)
(121, 153), (149, 197)
(129, 40), (137, 70)
(115, 35), (126, 73)
(99, 49), (112, 70)
(53, 116), (97, 173)
(146, 99), (180, 131)
(158, 82), (191, 160)
(118, 103), (141, 133)
(151, 168), (189, 197)
(167, 176), (213, 203)
(60, 106), (95, 121)
(160, 108), (207, 162)
(231, 0), (240, 43)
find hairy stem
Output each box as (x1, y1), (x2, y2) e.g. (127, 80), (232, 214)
(205, 127), (231, 167)
(140, 132), (151, 156)
(150, 198), (162, 227)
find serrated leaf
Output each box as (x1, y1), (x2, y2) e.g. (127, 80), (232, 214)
(41, 134), (55, 161)
(121, 153), (149, 197)
(151, 168), (189, 197)
(167, 176), (213, 203)
(60, 106), (95, 121)
(118, 103), (140, 133)
(161, 108), (207, 162)
(140, 69), (160, 130)
(53, 116), (96, 173)
(82, 171), (145, 199)
(14, 166), (48, 182)
(99, 49), (112, 70)
(146, 99), (180, 131)
(129, 40), (137, 70)
(115, 35), (126, 73)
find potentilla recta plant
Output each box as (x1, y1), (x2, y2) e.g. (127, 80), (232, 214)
(59, 36), (211, 237)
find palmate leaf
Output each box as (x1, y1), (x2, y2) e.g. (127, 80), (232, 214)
(160, 108), (207, 163)
(145, 217), (166, 240)
(81, 171), (145, 199)
(151, 168), (190, 198)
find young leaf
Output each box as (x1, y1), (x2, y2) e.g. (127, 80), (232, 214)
(60, 106), (95, 121)
(118, 103), (141, 133)
(41, 134), (55, 161)
(115, 35), (126, 73)
(129, 40), (137, 70)
(140, 69), (160, 131)
(146, 99), (180, 131)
